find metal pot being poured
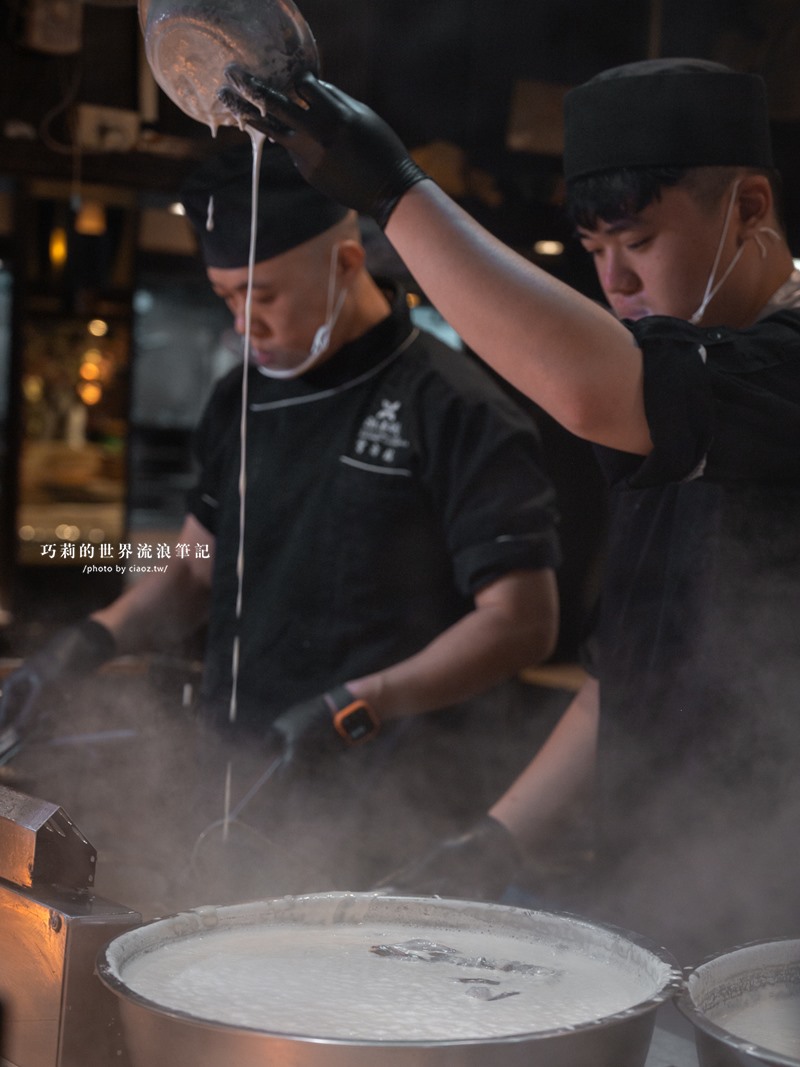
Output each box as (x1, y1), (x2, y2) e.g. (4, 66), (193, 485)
(138, 0), (318, 131)
(97, 892), (682, 1067)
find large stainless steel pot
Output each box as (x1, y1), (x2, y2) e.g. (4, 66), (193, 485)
(677, 937), (800, 1067)
(97, 892), (681, 1067)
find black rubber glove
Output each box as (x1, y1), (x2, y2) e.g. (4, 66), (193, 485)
(268, 684), (359, 766)
(218, 67), (429, 228)
(0, 619), (116, 737)
(374, 815), (523, 903)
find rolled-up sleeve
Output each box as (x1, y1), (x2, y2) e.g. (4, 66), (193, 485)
(416, 369), (561, 597)
(620, 313), (800, 488)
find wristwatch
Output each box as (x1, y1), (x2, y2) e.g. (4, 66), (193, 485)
(325, 685), (380, 744)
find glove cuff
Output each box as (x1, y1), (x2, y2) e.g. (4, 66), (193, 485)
(374, 162), (430, 230)
(74, 618), (117, 671)
(473, 815), (523, 879)
(35, 618), (117, 684)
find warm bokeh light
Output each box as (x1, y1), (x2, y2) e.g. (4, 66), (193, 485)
(79, 361), (101, 381)
(74, 200), (107, 236)
(533, 239), (565, 257)
(77, 381), (103, 405)
(22, 375), (44, 403)
(49, 226), (68, 268)
(88, 318), (109, 337)
(55, 524), (81, 541)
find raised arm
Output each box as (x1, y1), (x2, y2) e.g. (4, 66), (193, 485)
(385, 184), (649, 452)
(219, 69), (651, 454)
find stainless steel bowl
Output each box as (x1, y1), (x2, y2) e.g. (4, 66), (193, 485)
(138, 0), (318, 129)
(677, 937), (800, 1067)
(97, 892), (681, 1067)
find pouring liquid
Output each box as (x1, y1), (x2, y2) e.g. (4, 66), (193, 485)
(218, 128), (265, 842)
(227, 126), (266, 726)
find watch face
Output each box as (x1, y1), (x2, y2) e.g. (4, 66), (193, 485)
(336, 701), (378, 742)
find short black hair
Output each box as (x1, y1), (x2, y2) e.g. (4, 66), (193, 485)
(567, 165), (785, 232)
(567, 166), (688, 230)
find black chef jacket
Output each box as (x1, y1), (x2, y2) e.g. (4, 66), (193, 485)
(188, 285), (560, 731)
(582, 301), (800, 953)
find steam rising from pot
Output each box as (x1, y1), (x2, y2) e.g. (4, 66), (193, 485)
(7, 647), (799, 966)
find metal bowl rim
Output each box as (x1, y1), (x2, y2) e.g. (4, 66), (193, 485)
(96, 892), (683, 1048)
(676, 935), (800, 1067)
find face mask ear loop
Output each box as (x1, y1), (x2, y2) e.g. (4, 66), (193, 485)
(324, 242), (342, 324)
(310, 244), (346, 359)
(754, 226), (783, 259)
(690, 178), (742, 325)
(256, 243), (346, 379)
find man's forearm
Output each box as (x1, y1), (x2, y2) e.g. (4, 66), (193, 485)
(387, 183), (652, 454)
(92, 515), (213, 655)
(91, 560), (211, 655)
(347, 569), (559, 722)
(489, 676), (599, 847)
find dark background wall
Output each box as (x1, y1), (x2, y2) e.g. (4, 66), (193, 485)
(3, 1), (800, 223)
(1, 0), (800, 658)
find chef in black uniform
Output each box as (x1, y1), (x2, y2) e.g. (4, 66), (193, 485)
(0, 144), (561, 896)
(219, 59), (800, 955)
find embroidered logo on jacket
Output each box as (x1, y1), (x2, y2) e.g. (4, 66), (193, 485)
(353, 399), (410, 465)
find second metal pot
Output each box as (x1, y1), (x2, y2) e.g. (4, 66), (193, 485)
(677, 937), (800, 1067)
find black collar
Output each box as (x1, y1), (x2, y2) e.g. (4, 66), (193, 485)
(251, 280), (414, 397)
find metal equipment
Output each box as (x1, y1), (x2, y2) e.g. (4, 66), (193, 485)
(678, 937), (800, 1067)
(98, 891), (683, 1067)
(0, 785), (141, 1067)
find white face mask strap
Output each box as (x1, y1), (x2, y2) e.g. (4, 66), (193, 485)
(690, 177), (743, 325)
(754, 226), (781, 259)
(257, 243), (346, 379)
(310, 243), (347, 359)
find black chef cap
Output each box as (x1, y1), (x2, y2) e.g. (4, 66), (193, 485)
(181, 141), (350, 268)
(563, 58), (773, 182)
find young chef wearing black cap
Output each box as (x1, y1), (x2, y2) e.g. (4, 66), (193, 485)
(0, 143), (561, 893)
(219, 58), (800, 955)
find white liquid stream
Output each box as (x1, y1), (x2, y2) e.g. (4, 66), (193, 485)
(227, 128), (266, 726)
(118, 921), (666, 1041)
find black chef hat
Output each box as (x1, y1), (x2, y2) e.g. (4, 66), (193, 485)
(563, 58), (774, 182)
(181, 141), (350, 268)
